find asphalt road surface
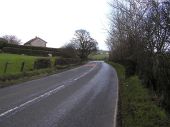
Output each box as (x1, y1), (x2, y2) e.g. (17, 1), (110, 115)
(0, 61), (118, 127)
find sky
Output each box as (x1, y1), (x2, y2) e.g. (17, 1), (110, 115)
(0, 0), (111, 50)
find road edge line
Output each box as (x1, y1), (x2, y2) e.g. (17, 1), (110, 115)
(113, 69), (119, 127)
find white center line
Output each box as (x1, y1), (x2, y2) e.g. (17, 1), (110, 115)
(0, 63), (97, 118)
(0, 85), (65, 118)
(74, 64), (97, 81)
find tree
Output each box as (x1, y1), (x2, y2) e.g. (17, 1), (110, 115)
(70, 29), (98, 60)
(61, 43), (77, 58)
(2, 35), (21, 45)
(107, 0), (170, 111)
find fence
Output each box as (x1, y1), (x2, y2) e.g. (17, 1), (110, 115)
(0, 61), (34, 75)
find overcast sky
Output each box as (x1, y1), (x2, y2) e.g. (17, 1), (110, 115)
(0, 0), (111, 50)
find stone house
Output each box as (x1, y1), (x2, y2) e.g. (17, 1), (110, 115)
(24, 37), (47, 47)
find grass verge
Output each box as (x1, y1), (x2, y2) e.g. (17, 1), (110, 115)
(0, 53), (56, 75)
(108, 61), (170, 127)
(0, 53), (37, 75)
(0, 63), (84, 88)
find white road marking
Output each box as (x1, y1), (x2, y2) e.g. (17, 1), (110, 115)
(113, 71), (119, 127)
(0, 85), (65, 118)
(74, 64), (96, 81)
(0, 63), (97, 118)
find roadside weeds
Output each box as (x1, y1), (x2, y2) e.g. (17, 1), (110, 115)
(108, 62), (170, 127)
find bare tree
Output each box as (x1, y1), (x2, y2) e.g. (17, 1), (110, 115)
(107, 0), (147, 62)
(2, 35), (21, 45)
(61, 43), (77, 58)
(107, 0), (170, 110)
(70, 29), (98, 60)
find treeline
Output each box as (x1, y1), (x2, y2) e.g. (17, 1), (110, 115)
(107, 0), (170, 111)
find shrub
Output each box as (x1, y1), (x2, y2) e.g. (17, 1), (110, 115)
(55, 57), (67, 65)
(55, 65), (69, 69)
(54, 57), (80, 65)
(34, 58), (51, 69)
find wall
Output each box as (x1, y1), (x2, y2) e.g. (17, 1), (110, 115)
(31, 38), (46, 47)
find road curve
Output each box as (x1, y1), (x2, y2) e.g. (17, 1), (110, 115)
(0, 61), (118, 127)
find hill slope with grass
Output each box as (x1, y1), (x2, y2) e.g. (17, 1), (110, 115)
(0, 53), (55, 75)
(0, 54), (37, 75)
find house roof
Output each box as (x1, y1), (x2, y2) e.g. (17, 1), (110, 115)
(24, 36), (47, 45)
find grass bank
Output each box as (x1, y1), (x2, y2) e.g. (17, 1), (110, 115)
(108, 62), (170, 127)
(0, 53), (84, 88)
(0, 53), (37, 75)
(0, 53), (56, 75)
(0, 63), (83, 88)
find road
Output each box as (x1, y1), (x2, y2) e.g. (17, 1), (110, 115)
(0, 61), (118, 127)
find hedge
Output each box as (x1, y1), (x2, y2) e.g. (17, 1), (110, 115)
(0, 43), (62, 56)
(0, 42), (79, 58)
(0, 43), (57, 51)
(55, 57), (80, 65)
(2, 47), (51, 56)
(34, 58), (51, 69)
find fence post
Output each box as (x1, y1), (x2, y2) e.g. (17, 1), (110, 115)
(20, 62), (25, 72)
(4, 62), (9, 73)
(33, 61), (37, 70)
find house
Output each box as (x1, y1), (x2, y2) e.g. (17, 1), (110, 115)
(24, 37), (47, 47)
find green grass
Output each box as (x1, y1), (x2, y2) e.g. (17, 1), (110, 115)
(0, 61), (83, 88)
(0, 53), (55, 75)
(122, 76), (169, 127)
(51, 57), (56, 66)
(88, 53), (109, 60)
(0, 53), (83, 87)
(108, 62), (125, 81)
(0, 53), (37, 75)
(109, 62), (170, 127)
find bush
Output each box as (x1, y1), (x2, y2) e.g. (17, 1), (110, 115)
(34, 58), (51, 69)
(55, 57), (67, 65)
(55, 57), (80, 65)
(55, 65), (69, 69)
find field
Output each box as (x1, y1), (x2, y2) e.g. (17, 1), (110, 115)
(88, 53), (109, 60)
(0, 53), (54, 75)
